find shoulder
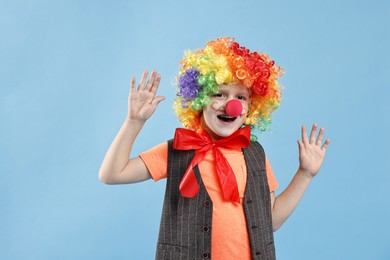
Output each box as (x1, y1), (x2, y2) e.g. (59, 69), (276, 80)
(248, 141), (265, 153)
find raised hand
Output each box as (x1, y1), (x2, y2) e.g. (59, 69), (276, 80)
(297, 124), (330, 177)
(128, 70), (165, 122)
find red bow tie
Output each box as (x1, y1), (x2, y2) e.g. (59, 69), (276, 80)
(173, 126), (251, 202)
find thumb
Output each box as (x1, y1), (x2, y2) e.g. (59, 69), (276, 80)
(151, 96), (165, 106)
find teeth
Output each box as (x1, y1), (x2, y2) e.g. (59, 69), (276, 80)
(219, 115), (233, 119)
(217, 115), (236, 122)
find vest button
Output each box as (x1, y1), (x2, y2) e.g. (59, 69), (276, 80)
(203, 226), (210, 232)
(204, 200), (211, 207)
(247, 199), (253, 204)
(202, 252), (210, 258)
(252, 225), (257, 229)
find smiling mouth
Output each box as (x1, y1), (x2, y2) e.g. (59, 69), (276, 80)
(217, 114), (237, 122)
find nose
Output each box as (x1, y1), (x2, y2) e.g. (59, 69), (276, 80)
(225, 99), (243, 117)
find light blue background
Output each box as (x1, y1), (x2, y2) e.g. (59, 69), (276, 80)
(1, 0), (389, 259)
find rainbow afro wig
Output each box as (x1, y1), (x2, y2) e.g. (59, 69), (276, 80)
(174, 37), (284, 134)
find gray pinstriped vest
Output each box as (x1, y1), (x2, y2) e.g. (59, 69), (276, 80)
(156, 140), (275, 260)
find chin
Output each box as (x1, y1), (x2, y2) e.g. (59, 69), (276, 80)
(201, 114), (244, 140)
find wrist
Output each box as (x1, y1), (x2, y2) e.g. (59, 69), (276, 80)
(297, 168), (315, 180)
(124, 117), (146, 128)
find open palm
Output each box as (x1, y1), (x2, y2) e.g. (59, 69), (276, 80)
(128, 70), (165, 122)
(298, 124), (330, 177)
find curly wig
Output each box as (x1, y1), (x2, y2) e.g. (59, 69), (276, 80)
(174, 37), (284, 135)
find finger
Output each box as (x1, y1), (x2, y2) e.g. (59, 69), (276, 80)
(138, 70), (149, 91)
(316, 127), (325, 146)
(297, 140), (304, 152)
(301, 125), (309, 144)
(151, 96), (165, 106)
(150, 73), (161, 94)
(130, 77), (136, 93)
(309, 123), (318, 144)
(321, 138), (330, 150)
(145, 70), (157, 91)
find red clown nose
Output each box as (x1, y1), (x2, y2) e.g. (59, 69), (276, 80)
(225, 99), (243, 117)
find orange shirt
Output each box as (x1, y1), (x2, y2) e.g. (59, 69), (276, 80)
(140, 142), (278, 260)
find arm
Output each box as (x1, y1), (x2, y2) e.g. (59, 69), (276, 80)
(98, 70), (165, 184)
(270, 124), (330, 231)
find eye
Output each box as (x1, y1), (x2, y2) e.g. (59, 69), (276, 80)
(213, 93), (225, 98)
(237, 95), (248, 101)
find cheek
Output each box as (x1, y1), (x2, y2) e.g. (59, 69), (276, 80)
(209, 101), (222, 111)
(241, 102), (250, 115)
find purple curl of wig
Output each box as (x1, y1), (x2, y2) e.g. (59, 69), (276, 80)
(178, 69), (202, 101)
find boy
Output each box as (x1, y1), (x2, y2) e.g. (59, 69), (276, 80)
(99, 37), (330, 260)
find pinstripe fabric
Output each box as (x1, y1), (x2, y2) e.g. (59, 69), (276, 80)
(156, 140), (275, 260)
(156, 140), (212, 259)
(243, 142), (276, 260)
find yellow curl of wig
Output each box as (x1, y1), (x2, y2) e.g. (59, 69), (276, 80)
(174, 37), (284, 135)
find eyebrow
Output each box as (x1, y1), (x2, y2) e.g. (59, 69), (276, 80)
(217, 86), (249, 96)
(236, 91), (250, 96)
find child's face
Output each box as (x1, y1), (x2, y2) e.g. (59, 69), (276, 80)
(201, 83), (250, 140)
